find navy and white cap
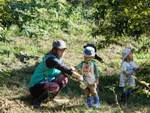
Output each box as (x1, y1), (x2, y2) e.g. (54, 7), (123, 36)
(52, 40), (67, 49)
(83, 47), (96, 57)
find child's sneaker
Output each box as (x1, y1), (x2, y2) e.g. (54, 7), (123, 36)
(93, 96), (100, 108)
(85, 96), (93, 108)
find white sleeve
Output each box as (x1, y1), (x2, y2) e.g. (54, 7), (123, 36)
(131, 61), (139, 69)
(121, 62), (127, 71)
(121, 62), (127, 72)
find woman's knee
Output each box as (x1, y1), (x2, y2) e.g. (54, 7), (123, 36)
(56, 74), (68, 87)
(44, 82), (60, 94)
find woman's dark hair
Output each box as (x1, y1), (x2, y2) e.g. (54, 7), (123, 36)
(83, 43), (104, 63)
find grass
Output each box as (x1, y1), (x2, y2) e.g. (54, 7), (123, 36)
(0, 36), (150, 113)
(0, 1), (149, 112)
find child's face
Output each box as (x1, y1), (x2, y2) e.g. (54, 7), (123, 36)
(127, 52), (133, 61)
(84, 56), (93, 62)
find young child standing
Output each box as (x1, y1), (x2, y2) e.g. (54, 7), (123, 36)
(119, 48), (139, 100)
(75, 46), (100, 108)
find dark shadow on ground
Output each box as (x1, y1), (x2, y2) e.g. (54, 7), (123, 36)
(45, 104), (84, 112)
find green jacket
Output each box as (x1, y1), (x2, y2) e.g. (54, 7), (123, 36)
(29, 54), (63, 88)
(75, 60), (100, 80)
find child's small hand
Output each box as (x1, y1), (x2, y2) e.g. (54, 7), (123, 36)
(126, 69), (135, 76)
(134, 67), (143, 73)
(127, 73), (134, 77)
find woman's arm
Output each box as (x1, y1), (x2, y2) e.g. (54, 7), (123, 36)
(46, 57), (83, 81)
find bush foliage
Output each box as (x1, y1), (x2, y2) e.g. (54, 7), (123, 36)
(91, 0), (150, 38)
(0, 0), (91, 39)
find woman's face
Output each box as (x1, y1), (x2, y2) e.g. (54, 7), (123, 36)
(56, 48), (66, 58)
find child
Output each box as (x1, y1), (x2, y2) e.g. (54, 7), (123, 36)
(119, 48), (139, 101)
(75, 46), (100, 108)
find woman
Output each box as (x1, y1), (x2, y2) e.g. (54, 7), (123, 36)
(29, 40), (83, 108)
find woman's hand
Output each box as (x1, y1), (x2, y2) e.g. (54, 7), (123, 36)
(71, 66), (76, 71)
(72, 71), (83, 81)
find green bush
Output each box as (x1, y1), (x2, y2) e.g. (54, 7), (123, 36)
(0, 0), (91, 39)
(91, 0), (150, 38)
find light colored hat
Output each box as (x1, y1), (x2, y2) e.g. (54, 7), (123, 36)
(83, 47), (96, 57)
(122, 48), (131, 60)
(52, 40), (67, 49)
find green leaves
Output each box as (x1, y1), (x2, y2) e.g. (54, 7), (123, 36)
(91, 0), (150, 38)
(0, 0), (92, 39)
(0, 69), (12, 80)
